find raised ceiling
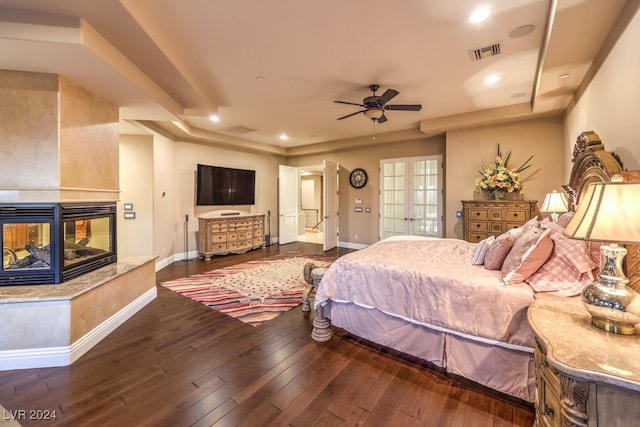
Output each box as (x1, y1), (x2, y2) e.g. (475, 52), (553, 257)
(0, 0), (629, 154)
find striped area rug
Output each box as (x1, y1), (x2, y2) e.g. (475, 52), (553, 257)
(161, 253), (334, 327)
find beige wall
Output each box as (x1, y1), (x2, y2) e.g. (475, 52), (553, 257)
(445, 117), (565, 238)
(564, 3), (640, 177)
(0, 71), (119, 203)
(288, 136), (446, 245)
(147, 135), (283, 263)
(118, 134), (154, 258)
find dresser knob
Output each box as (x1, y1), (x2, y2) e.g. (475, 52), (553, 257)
(513, 213), (518, 217)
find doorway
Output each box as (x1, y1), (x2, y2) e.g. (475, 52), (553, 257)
(299, 166), (324, 244)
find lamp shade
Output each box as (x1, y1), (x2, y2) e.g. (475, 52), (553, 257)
(563, 181), (640, 245)
(364, 108), (384, 120)
(539, 190), (568, 213)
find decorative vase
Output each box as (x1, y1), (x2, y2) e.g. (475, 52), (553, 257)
(492, 189), (506, 200)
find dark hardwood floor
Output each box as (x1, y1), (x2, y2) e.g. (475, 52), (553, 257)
(0, 242), (535, 426)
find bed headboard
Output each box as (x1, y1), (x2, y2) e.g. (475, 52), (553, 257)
(562, 131), (624, 211)
(562, 130), (640, 291)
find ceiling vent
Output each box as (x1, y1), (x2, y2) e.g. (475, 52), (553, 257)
(469, 42), (501, 61)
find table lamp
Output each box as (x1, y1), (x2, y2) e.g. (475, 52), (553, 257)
(563, 177), (640, 334)
(540, 190), (568, 223)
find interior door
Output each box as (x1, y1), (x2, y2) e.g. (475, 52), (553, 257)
(323, 160), (338, 251)
(278, 165), (299, 244)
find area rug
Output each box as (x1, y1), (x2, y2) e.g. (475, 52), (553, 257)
(160, 253), (335, 327)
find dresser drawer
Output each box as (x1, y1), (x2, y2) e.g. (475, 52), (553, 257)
(504, 222), (524, 231)
(468, 209), (489, 220)
(504, 209), (528, 222)
(488, 222), (502, 233)
(489, 209), (504, 221)
(467, 232), (488, 243)
(468, 221), (489, 232)
(210, 232), (227, 243)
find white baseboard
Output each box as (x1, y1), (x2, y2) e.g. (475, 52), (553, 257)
(0, 287), (157, 371)
(338, 241), (368, 250)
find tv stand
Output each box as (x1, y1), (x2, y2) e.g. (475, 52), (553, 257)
(198, 213), (265, 259)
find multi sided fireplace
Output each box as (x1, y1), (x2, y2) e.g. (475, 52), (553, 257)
(1, 203), (117, 285)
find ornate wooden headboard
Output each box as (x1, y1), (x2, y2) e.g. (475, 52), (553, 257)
(562, 131), (640, 291)
(562, 131), (624, 210)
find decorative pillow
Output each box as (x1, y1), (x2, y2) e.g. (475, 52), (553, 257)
(502, 227), (554, 284)
(526, 226), (597, 295)
(483, 233), (515, 270)
(556, 211), (575, 228)
(472, 235), (495, 265)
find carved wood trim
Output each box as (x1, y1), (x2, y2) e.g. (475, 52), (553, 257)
(560, 374), (589, 426)
(562, 131), (624, 211)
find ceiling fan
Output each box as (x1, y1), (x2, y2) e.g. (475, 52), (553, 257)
(334, 84), (422, 123)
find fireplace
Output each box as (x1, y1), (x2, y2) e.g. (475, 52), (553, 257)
(1, 203), (117, 285)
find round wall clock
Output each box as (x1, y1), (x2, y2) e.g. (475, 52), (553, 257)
(349, 168), (368, 189)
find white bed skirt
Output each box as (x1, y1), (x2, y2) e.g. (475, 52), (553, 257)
(329, 301), (535, 402)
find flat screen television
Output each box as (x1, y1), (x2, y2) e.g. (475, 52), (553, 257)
(196, 164), (256, 206)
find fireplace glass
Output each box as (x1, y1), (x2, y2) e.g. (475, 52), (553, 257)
(2, 222), (51, 271)
(1, 203), (116, 285)
(63, 216), (112, 269)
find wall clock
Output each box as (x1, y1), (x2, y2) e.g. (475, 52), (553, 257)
(349, 168), (368, 189)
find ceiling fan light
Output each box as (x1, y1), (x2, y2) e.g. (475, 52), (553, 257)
(364, 108), (384, 120)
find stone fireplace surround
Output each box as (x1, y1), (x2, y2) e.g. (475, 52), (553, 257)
(0, 70), (156, 370)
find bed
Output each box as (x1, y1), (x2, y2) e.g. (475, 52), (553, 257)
(313, 131), (636, 402)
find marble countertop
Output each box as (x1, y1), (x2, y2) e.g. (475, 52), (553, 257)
(528, 295), (640, 392)
(0, 256), (156, 303)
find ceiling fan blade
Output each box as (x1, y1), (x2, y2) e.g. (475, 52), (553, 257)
(334, 100), (365, 107)
(377, 88), (399, 105)
(337, 110), (366, 120)
(385, 104), (422, 111)
(376, 114), (388, 124)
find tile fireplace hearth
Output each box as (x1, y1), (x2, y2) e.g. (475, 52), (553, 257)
(1, 203), (116, 285)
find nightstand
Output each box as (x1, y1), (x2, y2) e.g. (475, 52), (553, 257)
(528, 296), (640, 427)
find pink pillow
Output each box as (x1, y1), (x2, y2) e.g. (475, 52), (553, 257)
(502, 228), (554, 284)
(502, 224), (549, 274)
(526, 224), (596, 295)
(556, 211), (575, 227)
(484, 233), (515, 270)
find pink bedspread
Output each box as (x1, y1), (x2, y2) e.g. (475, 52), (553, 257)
(315, 238), (536, 349)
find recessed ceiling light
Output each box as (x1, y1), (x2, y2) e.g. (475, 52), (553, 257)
(469, 8), (490, 23)
(208, 114), (220, 122)
(484, 74), (500, 85)
(256, 76), (265, 81)
(559, 73), (570, 79)
(279, 133), (288, 140)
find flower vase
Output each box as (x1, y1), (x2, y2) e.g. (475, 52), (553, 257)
(492, 190), (506, 200)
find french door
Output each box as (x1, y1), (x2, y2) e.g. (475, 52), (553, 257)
(379, 155), (443, 240)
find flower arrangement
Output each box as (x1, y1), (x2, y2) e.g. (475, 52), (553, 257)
(474, 144), (533, 199)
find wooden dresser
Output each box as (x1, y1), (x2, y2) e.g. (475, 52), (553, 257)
(198, 213), (265, 259)
(528, 297), (640, 427)
(461, 200), (537, 242)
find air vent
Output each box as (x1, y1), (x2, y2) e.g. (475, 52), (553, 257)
(469, 42), (501, 61)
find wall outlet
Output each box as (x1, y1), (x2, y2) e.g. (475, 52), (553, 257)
(354, 234), (358, 240)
